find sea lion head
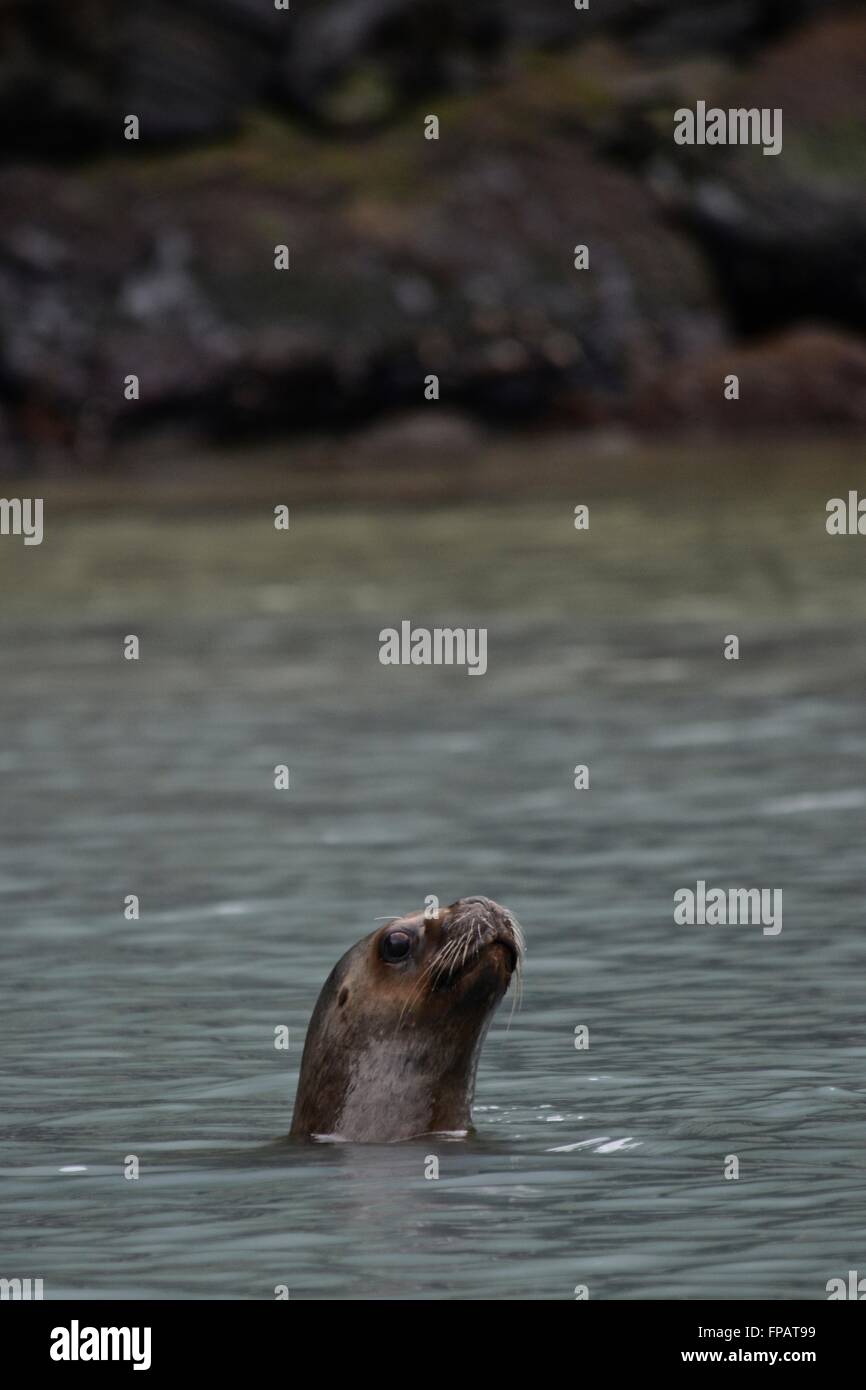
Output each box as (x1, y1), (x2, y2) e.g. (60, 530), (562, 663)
(290, 896), (524, 1142)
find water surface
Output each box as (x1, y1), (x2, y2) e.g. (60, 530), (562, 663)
(1, 455), (865, 1299)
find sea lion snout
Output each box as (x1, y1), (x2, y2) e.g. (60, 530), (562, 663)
(438, 896), (525, 978)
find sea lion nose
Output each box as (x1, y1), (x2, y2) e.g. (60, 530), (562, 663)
(451, 895), (504, 922)
(448, 897), (523, 964)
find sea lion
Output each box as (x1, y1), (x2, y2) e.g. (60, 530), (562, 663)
(290, 895), (524, 1142)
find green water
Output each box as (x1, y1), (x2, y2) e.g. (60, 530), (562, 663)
(1, 455), (865, 1298)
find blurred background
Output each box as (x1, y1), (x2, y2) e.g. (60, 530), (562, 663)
(1, 0), (865, 483)
(1, 2), (866, 1301)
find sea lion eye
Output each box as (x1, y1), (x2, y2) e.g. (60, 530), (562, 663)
(381, 930), (412, 963)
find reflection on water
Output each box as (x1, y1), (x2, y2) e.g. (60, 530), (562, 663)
(1, 461), (865, 1299)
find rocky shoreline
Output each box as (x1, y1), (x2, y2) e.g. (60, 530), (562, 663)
(1, 1), (864, 472)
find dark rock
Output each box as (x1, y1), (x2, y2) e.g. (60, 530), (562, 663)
(659, 13), (866, 338)
(1, 2), (864, 463)
(0, 88), (720, 459)
(746, 10), (866, 128)
(672, 173), (866, 337)
(347, 408), (484, 461)
(118, 7), (272, 146)
(616, 0), (850, 58)
(632, 326), (866, 430)
(0, 0), (855, 155)
(0, 0), (116, 160)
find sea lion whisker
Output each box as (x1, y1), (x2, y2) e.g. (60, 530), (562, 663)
(396, 938), (459, 1028)
(431, 936), (462, 984)
(506, 960), (523, 1030)
(460, 932), (471, 970)
(396, 945), (453, 1028)
(397, 967), (433, 1028)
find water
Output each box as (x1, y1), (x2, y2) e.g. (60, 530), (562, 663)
(1, 451), (865, 1299)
